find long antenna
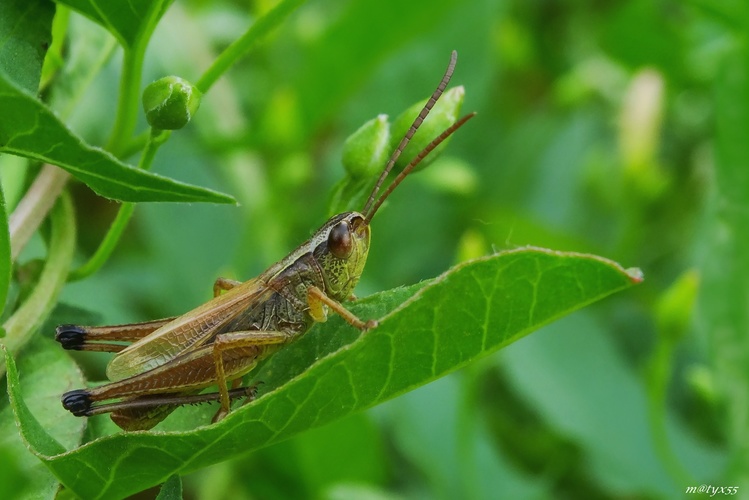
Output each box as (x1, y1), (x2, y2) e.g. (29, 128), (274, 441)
(361, 50), (458, 216)
(364, 113), (475, 223)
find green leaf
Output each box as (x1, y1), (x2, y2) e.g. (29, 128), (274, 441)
(155, 475), (182, 500)
(0, 337), (87, 500)
(9, 248), (641, 498)
(57, 0), (174, 50)
(0, 0), (54, 92)
(0, 73), (234, 204)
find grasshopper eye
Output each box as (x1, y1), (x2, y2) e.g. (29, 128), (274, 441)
(328, 221), (353, 259)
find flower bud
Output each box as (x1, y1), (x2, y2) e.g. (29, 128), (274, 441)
(655, 269), (699, 343)
(143, 76), (201, 130)
(685, 365), (719, 405)
(389, 86), (464, 173)
(342, 114), (391, 178)
(619, 69), (667, 198)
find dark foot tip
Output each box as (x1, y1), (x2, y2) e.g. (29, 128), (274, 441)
(55, 325), (87, 350)
(248, 381), (265, 399)
(62, 389), (92, 416)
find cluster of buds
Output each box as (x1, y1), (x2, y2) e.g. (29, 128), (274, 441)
(342, 86), (465, 178)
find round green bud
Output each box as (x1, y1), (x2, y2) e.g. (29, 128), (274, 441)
(389, 85), (465, 173)
(342, 114), (391, 178)
(142, 76), (202, 130)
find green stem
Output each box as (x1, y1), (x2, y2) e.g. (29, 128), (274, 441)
(106, 46), (146, 156)
(195, 0), (307, 93)
(120, 130), (151, 160)
(456, 365), (484, 500)
(0, 193), (76, 375)
(68, 130), (170, 282)
(646, 337), (695, 485)
(105, 0), (168, 156)
(39, 5), (70, 91)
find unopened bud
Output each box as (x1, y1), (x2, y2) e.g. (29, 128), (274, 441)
(656, 269), (699, 342)
(143, 76), (202, 130)
(390, 86), (465, 172)
(619, 69), (666, 197)
(342, 114), (391, 178)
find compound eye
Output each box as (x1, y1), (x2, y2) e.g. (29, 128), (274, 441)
(328, 221), (353, 259)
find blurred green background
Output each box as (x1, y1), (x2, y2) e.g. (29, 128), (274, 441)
(7, 0), (746, 497)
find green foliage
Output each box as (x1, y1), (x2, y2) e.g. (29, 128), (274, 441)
(0, 337), (86, 500)
(0, 0), (54, 93)
(700, 29), (749, 481)
(0, 76), (231, 203)
(155, 475), (182, 500)
(0, 0), (740, 498)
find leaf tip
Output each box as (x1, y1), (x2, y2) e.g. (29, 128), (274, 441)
(625, 267), (644, 284)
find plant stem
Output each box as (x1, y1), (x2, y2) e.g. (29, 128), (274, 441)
(105, 0), (169, 155)
(0, 192), (76, 374)
(68, 130), (170, 281)
(39, 5), (70, 91)
(106, 46), (147, 157)
(6, 31), (118, 262)
(646, 337), (695, 485)
(8, 165), (70, 261)
(195, 0), (307, 93)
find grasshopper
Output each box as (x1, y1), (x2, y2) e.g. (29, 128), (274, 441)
(56, 51), (474, 431)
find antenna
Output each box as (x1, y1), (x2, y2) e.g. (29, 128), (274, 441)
(364, 113), (475, 223)
(361, 50), (458, 216)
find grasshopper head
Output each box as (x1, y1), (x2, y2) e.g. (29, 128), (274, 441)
(313, 211), (370, 300)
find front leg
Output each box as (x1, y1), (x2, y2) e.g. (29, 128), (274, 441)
(306, 286), (378, 330)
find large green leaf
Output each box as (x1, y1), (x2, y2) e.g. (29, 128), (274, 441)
(7, 248), (641, 498)
(0, 0), (54, 92)
(0, 73), (234, 204)
(56, 0), (173, 50)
